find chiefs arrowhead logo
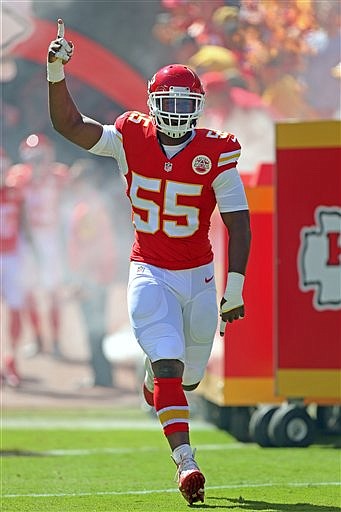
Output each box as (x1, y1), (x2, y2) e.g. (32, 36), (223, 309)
(298, 206), (341, 311)
(192, 155), (212, 175)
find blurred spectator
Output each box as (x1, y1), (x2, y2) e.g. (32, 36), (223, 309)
(0, 148), (25, 387)
(261, 56), (317, 120)
(188, 44), (238, 74)
(199, 71), (275, 174)
(154, 0), (341, 126)
(153, 1), (227, 49)
(171, 33), (199, 63)
(18, 133), (69, 359)
(302, 1), (341, 119)
(67, 159), (117, 388)
(172, 34), (243, 85)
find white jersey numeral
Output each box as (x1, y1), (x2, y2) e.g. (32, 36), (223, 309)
(128, 112), (151, 126)
(207, 129), (230, 139)
(130, 173), (202, 237)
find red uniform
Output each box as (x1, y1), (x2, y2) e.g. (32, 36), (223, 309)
(0, 164), (28, 254)
(23, 163), (68, 230)
(113, 111), (242, 270)
(0, 184), (23, 253)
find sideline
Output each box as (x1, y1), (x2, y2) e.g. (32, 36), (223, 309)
(3, 481), (340, 498)
(3, 418), (215, 430)
(2, 442), (245, 457)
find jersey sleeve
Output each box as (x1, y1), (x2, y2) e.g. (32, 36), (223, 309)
(216, 135), (241, 173)
(88, 124), (121, 158)
(212, 167), (248, 213)
(208, 133), (247, 212)
(88, 112), (130, 175)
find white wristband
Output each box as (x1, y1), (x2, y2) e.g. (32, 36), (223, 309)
(222, 272), (244, 310)
(47, 60), (65, 83)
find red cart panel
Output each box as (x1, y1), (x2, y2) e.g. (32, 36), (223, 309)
(275, 120), (341, 400)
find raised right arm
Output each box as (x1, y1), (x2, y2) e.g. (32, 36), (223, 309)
(48, 19), (103, 150)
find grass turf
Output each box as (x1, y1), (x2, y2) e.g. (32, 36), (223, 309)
(1, 408), (340, 511)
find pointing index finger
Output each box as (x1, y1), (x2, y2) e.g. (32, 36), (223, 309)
(57, 19), (64, 38)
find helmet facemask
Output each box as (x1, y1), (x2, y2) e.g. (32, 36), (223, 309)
(148, 86), (205, 138)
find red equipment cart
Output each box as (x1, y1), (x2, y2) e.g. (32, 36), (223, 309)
(199, 120), (341, 446)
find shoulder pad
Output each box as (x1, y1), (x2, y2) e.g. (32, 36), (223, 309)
(6, 164), (31, 188)
(114, 111), (133, 131)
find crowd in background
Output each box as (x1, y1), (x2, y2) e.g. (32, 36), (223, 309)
(154, 0), (340, 120)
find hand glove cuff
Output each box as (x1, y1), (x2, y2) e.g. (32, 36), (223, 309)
(47, 60), (65, 83)
(223, 272), (244, 299)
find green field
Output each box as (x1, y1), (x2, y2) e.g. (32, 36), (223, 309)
(2, 408), (340, 511)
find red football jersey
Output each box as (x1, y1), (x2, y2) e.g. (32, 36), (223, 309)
(23, 163), (68, 229)
(0, 182), (24, 253)
(114, 111), (242, 270)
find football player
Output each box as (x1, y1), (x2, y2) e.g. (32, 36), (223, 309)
(19, 132), (68, 359)
(47, 19), (251, 505)
(0, 149), (25, 387)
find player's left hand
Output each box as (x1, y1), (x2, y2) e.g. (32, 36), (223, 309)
(219, 297), (245, 336)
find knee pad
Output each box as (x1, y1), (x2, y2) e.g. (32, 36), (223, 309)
(139, 323), (184, 361)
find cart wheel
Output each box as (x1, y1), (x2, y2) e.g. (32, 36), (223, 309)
(268, 404), (315, 447)
(249, 405), (279, 447)
(316, 406), (341, 435)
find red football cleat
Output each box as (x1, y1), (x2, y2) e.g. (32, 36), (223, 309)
(173, 450), (205, 505)
(178, 468), (205, 505)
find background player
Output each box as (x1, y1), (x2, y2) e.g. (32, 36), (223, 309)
(19, 133), (68, 359)
(0, 148), (25, 387)
(67, 158), (116, 388)
(47, 19), (251, 505)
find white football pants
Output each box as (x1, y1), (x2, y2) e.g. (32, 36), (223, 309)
(127, 261), (218, 386)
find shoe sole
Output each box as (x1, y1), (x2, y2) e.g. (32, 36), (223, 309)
(179, 470), (205, 505)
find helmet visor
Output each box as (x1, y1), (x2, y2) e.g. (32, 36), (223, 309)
(157, 97), (196, 114)
(148, 88), (205, 137)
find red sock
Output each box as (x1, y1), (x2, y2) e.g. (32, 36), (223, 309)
(154, 377), (189, 436)
(9, 310), (21, 348)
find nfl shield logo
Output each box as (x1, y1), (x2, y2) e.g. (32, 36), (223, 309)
(164, 162), (173, 172)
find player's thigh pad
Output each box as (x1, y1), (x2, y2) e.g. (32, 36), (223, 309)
(127, 273), (185, 361)
(186, 288), (218, 343)
(182, 288), (218, 386)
